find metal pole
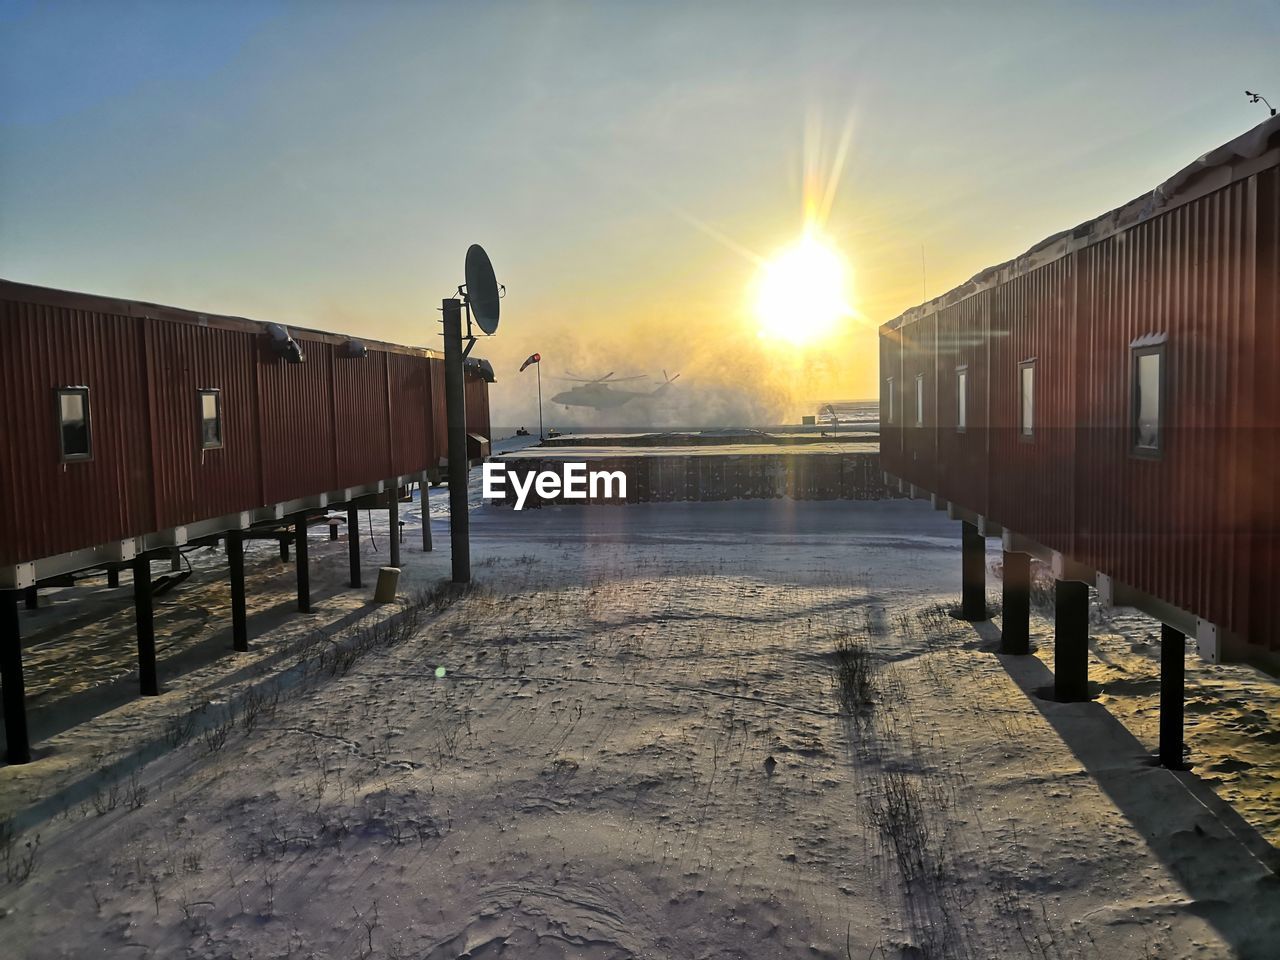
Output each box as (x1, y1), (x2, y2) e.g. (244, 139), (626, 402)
(133, 555), (158, 696)
(347, 505), (362, 587)
(443, 298), (471, 584)
(421, 483), (433, 552)
(107, 567), (120, 588)
(23, 586), (37, 611)
(1054, 578), (1089, 701)
(960, 521), (986, 620)
(295, 518), (310, 613)
(537, 363), (544, 441)
(228, 530), (248, 652)
(388, 485), (401, 569)
(1000, 550), (1031, 655)
(1159, 624), (1185, 768)
(2, 590), (31, 764)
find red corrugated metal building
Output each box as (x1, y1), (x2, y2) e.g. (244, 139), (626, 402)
(0, 279), (492, 584)
(879, 115), (1280, 672)
(0, 279), (497, 763)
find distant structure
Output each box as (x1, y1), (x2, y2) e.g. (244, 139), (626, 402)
(815, 401), (877, 430)
(550, 371), (680, 411)
(879, 116), (1280, 766)
(0, 280), (492, 763)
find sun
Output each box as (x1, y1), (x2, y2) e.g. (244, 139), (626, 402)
(753, 231), (852, 346)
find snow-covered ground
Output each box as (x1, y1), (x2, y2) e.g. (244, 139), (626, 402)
(2, 491), (1278, 959)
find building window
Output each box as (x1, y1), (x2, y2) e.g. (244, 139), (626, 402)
(199, 389), (223, 449)
(56, 387), (92, 461)
(1131, 339), (1166, 456)
(915, 374), (925, 427)
(885, 377), (895, 425)
(1019, 360), (1035, 439)
(956, 366), (968, 433)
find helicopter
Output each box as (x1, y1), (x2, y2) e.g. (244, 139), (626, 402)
(550, 371), (681, 411)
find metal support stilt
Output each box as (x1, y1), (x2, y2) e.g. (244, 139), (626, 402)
(1, 590), (31, 764)
(388, 486), (401, 569)
(228, 530), (248, 652)
(960, 521), (986, 620)
(347, 506), (362, 588)
(295, 519), (310, 613)
(1160, 624), (1185, 768)
(1000, 550), (1031, 654)
(133, 556), (158, 696)
(1054, 578), (1089, 701)
(421, 483), (433, 552)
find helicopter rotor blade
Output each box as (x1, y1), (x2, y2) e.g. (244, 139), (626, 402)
(557, 371), (648, 384)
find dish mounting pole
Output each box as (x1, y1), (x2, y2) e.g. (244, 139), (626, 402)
(442, 298), (471, 583)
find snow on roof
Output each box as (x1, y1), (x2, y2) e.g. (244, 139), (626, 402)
(885, 114), (1280, 330)
(0, 278), (456, 361)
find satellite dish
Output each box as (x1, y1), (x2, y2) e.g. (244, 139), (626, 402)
(464, 244), (501, 335)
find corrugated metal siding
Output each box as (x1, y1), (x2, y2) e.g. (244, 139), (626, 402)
(1077, 179), (1255, 639)
(987, 256), (1076, 552)
(258, 338), (337, 505)
(879, 327), (903, 478)
(933, 292), (990, 515)
(0, 300), (153, 566)
(427, 358), (449, 465)
(1250, 167), (1280, 648)
(0, 281), (489, 570)
(389, 354), (432, 476)
(879, 161), (1280, 655)
(148, 322), (260, 529)
(899, 314), (937, 491)
(332, 351), (392, 489)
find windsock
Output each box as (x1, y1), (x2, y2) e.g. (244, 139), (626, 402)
(519, 352), (541, 372)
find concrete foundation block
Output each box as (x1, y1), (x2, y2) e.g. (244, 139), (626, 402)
(374, 566), (401, 603)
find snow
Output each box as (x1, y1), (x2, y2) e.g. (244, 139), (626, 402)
(2, 491), (1278, 959)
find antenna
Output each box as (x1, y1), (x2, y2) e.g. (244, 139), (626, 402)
(463, 244), (502, 336)
(1246, 90), (1277, 117)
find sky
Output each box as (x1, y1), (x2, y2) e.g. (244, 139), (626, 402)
(3, 0), (1278, 428)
